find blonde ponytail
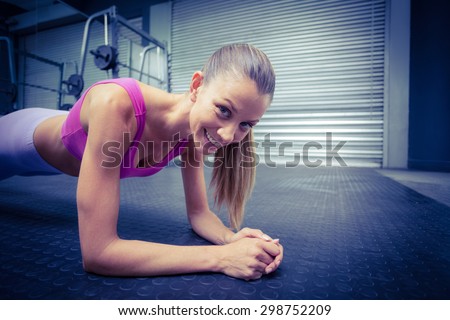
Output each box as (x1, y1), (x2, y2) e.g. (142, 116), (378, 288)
(210, 130), (256, 230)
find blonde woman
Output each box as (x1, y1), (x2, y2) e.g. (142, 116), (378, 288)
(0, 43), (283, 280)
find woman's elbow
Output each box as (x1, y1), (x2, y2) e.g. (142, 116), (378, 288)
(80, 237), (120, 275)
(81, 250), (115, 275)
(82, 254), (105, 274)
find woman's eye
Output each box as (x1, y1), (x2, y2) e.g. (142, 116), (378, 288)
(218, 106), (231, 117)
(240, 122), (253, 130)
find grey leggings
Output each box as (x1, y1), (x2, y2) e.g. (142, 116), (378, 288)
(0, 108), (68, 180)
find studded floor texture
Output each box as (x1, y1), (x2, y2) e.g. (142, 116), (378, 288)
(0, 166), (449, 299)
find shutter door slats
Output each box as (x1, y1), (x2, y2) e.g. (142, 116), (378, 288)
(172, 0), (385, 167)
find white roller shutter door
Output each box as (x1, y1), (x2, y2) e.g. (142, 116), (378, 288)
(171, 0), (386, 167)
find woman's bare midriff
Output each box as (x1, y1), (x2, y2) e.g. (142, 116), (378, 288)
(34, 114), (81, 177)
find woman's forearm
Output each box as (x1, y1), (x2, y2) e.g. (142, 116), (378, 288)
(83, 235), (281, 280)
(83, 237), (223, 277)
(188, 209), (235, 245)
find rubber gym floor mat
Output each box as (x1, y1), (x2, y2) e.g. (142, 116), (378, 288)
(0, 166), (449, 299)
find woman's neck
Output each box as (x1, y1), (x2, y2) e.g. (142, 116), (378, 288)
(167, 91), (193, 140)
(147, 90), (192, 143)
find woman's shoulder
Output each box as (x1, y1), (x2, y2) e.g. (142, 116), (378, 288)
(88, 82), (133, 106)
(81, 82), (136, 131)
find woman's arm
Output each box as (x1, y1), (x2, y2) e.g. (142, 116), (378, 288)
(180, 144), (283, 276)
(75, 86), (216, 276)
(180, 145), (235, 245)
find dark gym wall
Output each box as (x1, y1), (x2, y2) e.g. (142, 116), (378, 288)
(61, 0), (167, 19)
(0, 21), (9, 80)
(408, 0), (450, 171)
(0, 20), (13, 114)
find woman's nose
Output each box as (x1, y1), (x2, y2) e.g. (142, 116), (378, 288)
(217, 124), (237, 145)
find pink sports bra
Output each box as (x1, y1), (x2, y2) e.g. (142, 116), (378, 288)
(61, 78), (187, 179)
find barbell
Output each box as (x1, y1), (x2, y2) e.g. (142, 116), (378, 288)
(62, 74), (84, 97)
(90, 45), (118, 71)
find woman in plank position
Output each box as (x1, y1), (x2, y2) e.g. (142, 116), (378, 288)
(0, 43), (283, 280)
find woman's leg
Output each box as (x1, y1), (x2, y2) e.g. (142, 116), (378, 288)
(0, 108), (68, 180)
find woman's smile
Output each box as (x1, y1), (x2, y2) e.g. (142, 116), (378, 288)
(205, 129), (222, 149)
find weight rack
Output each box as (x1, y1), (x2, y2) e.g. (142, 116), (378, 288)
(64, 5), (168, 99)
(2, 6), (169, 114)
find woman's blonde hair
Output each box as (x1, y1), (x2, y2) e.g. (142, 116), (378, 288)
(203, 43), (276, 230)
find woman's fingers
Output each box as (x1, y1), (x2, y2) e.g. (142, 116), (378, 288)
(261, 241), (283, 274)
(253, 236), (283, 275)
(260, 233), (273, 241)
(275, 242), (284, 263)
(254, 240), (281, 275)
(255, 249), (275, 265)
(230, 228), (277, 248)
(237, 228), (273, 241)
(260, 240), (280, 257)
(243, 228), (265, 239)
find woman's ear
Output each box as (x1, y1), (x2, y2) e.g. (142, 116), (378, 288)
(189, 71), (204, 102)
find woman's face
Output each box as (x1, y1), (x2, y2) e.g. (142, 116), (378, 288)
(189, 72), (271, 155)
